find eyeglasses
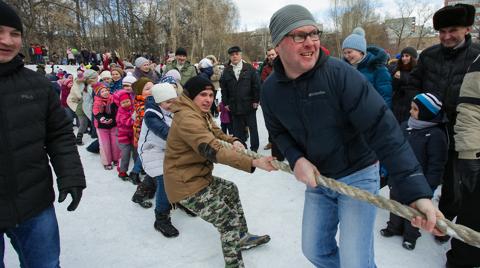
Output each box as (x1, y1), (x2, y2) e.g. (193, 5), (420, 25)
(286, 30), (322, 43)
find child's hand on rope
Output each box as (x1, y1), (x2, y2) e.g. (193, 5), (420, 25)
(410, 198), (445, 236)
(293, 157), (320, 188)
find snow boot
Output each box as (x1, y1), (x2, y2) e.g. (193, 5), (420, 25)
(142, 175), (157, 199)
(128, 172), (141, 185)
(239, 233), (270, 250)
(379, 228), (397, 238)
(75, 132), (84, 145)
(118, 172), (129, 181)
(132, 182), (150, 207)
(154, 211), (179, 238)
(131, 177), (155, 208)
(402, 239), (416, 250)
(176, 203), (197, 217)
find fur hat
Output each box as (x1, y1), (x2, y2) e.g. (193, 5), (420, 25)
(122, 73), (137, 85)
(342, 27), (367, 55)
(183, 76), (215, 100)
(0, 1), (23, 33)
(413, 93), (443, 121)
(151, 83), (178, 104)
(132, 77), (153, 96)
(400, 47), (418, 59)
(134, 57), (149, 68)
(175, 47), (187, 56)
(433, 4), (475, 30)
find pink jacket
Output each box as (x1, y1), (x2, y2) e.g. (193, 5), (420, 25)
(93, 95), (117, 129)
(113, 90), (134, 144)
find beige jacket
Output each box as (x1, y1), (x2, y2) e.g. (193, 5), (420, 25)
(163, 94), (253, 203)
(455, 54), (480, 159)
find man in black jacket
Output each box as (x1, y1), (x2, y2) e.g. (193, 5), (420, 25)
(0, 2), (86, 267)
(262, 4), (443, 268)
(408, 3), (480, 243)
(220, 46), (261, 152)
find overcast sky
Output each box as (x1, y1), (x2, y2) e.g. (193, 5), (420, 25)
(232, 0), (444, 31)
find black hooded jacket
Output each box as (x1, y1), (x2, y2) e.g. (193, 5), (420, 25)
(0, 56), (86, 228)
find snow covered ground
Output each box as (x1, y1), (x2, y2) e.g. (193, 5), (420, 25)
(5, 65), (449, 267)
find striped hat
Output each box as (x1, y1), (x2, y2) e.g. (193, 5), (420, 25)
(413, 93), (442, 121)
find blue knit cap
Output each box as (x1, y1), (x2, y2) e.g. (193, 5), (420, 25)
(413, 93), (443, 121)
(160, 75), (177, 85)
(342, 27), (367, 55)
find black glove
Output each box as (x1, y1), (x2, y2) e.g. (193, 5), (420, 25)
(456, 158), (480, 193)
(58, 187), (84, 211)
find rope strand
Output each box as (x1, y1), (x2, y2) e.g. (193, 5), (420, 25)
(218, 139), (480, 248)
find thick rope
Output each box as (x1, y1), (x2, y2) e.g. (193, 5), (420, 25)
(218, 140), (480, 248)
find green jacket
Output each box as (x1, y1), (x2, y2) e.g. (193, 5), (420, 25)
(164, 60), (197, 85)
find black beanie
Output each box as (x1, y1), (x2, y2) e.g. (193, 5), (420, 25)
(0, 1), (23, 33)
(400, 47), (418, 59)
(175, 47), (187, 56)
(184, 76), (215, 100)
(433, 4), (475, 30)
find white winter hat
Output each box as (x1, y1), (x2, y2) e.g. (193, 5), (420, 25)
(122, 73), (137, 85)
(134, 57), (149, 68)
(99, 70), (112, 80)
(164, 69), (181, 83)
(198, 58), (213, 69)
(152, 83), (178, 103)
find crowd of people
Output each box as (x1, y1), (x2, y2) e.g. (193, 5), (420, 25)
(1, 0), (480, 267)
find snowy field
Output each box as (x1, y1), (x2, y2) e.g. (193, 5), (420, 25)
(5, 65), (449, 267)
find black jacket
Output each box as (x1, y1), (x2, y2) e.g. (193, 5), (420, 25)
(392, 70), (419, 123)
(261, 51), (432, 204)
(409, 35), (480, 142)
(401, 121), (448, 188)
(0, 56), (86, 229)
(220, 61), (261, 115)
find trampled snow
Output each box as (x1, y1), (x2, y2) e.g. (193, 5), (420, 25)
(5, 65), (449, 267)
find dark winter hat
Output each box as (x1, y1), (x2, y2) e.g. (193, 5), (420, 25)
(183, 76), (215, 100)
(433, 4), (475, 30)
(227, 46), (242, 55)
(175, 47), (187, 56)
(400, 47), (418, 59)
(132, 77), (153, 96)
(269, 4), (319, 47)
(0, 1), (23, 33)
(413, 93), (443, 121)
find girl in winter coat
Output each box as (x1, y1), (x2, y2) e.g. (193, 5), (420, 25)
(342, 27), (392, 108)
(92, 82), (120, 170)
(218, 101), (232, 135)
(380, 93), (448, 250)
(60, 75), (74, 122)
(129, 77), (153, 185)
(392, 47), (419, 123)
(110, 67), (124, 93)
(137, 83), (179, 237)
(114, 90), (135, 179)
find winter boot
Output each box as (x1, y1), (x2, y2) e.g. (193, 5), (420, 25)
(142, 175), (157, 199)
(239, 233), (270, 250)
(118, 172), (129, 181)
(154, 211), (179, 238)
(132, 183), (149, 204)
(128, 172), (141, 185)
(75, 132), (84, 145)
(379, 228), (397, 238)
(402, 239), (416, 250)
(176, 203), (197, 217)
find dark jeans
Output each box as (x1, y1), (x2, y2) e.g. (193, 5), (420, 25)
(0, 205), (60, 268)
(155, 175), (170, 214)
(232, 111), (259, 152)
(439, 149), (460, 221)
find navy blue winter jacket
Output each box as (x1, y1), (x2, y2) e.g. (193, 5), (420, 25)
(401, 120), (448, 189)
(261, 51), (432, 204)
(144, 96), (169, 139)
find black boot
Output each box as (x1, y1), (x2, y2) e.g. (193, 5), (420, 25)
(129, 172), (141, 185)
(142, 175), (157, 199)
(132, 182), (150, 206)
(154, 211), (179, 238)
(76, 132), (84, 146)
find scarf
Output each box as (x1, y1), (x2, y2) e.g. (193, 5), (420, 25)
(407, 117), (438, 130)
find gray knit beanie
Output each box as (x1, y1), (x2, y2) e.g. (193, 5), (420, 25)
(342, 27), (367, 55)
(134, 57), (149, 68)
(269, 5), (319, 47)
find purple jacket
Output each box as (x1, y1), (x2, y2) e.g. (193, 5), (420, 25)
(219, 101), (231, 124)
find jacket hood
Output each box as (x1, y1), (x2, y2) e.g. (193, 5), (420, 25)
(171, 93), (204, 115)
(359, 46), (389, 70)
(0, 55), (24, 77)
(145, 95), (161, 112)
(273, 48), (329, 82)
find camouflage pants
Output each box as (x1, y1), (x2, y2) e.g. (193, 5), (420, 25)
(179, 176), (248, 268)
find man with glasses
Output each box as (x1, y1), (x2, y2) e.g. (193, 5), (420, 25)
(261, 5), (443, 267)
